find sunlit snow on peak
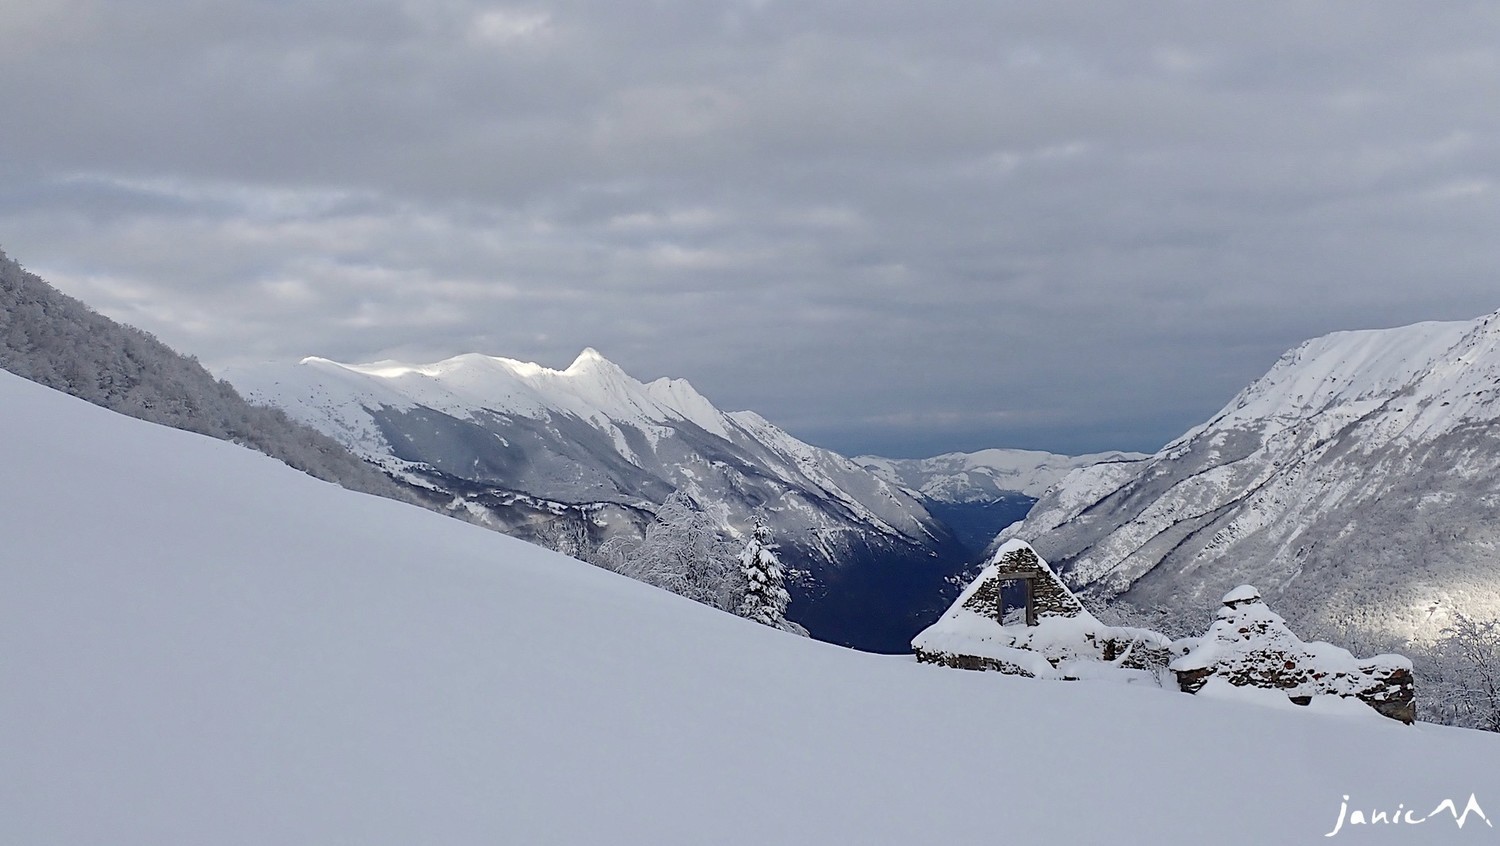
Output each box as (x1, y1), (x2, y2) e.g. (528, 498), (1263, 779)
(566, 347), (609, 371)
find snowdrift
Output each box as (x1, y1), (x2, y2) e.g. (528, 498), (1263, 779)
(2, 370), (1498, 845)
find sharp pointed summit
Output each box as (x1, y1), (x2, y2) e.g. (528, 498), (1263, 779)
(565, 346), (617, 374)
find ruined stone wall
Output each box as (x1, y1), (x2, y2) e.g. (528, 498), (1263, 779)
(1172, 588), (1417, 724)
(914, 648), (1038, 677)
(960, 546), (1084, 622)
(1176, 656), (1414, 723)
(960, 572), (1006, 620)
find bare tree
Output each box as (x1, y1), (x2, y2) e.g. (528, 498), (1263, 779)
(596, 492), (742, 612)
(1081, 595), (1205, 640)
(526, 514), (595, 560)
(1425, 613), (1500, 732)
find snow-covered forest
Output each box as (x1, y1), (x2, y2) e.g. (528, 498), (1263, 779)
(0, 249), (408, 501)
(591, 491), (805, 634)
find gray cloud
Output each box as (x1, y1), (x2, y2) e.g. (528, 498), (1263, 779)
(2, 0), (1498, 456)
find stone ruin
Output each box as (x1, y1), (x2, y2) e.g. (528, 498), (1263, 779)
(913, 542), (1416, 723)
(1170, 585), (1415, 723)
(913, 540), (1173, 684)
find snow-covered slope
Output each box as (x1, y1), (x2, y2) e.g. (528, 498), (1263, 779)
(1001, 311), (1500, 644)
(0, 246), (409, 505)
(224, 351), (962, 651)
(858, 447), (1148, 501)
(4, 370), (1497, 845)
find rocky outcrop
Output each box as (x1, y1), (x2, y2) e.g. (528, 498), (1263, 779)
(1171, 586), (1415, 723)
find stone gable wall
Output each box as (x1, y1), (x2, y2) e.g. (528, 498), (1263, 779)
(960, 546), (1084, 622)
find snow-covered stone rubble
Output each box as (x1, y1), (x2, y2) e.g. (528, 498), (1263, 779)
(916, 542), (1415, 721)
(1171, 585), (1415, 723)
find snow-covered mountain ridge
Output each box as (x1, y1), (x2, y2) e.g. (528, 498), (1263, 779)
(1002, 310), (1500, 644)
(857, 447), (1148, 501)
(5, 367), (1497, 845)
(234, 349), (925, 534)
(225, 350), (964, 651)
(290, 348), (738, 454)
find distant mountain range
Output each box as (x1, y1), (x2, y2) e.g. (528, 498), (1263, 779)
(227, 351), (996, 651)
(1001, 311), (1500, 645)
(856, 448), (1146, 555)
(857, 448), (1148, 502)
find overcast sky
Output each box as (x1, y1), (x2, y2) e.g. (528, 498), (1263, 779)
(3, 1), (1498, 457)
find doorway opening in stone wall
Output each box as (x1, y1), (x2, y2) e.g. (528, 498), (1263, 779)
(999, 578), (1034, 627)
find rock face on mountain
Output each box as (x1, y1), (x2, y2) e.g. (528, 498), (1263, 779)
(1000, 311), (1500, 645)
(226, 351), (965, 651)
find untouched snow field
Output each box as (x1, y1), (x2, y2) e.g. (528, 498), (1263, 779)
(3, 369), (1498, 845)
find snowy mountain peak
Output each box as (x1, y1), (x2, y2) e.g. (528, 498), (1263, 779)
(564, 346), (626, 378)
(242, 349), (748, 446)
(570, 345), (607, 364)
(251, 349), (777, 456)
(644, 376), (730, 436)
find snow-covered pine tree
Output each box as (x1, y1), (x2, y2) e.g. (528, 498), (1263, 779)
(737, 521), (795, 632)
